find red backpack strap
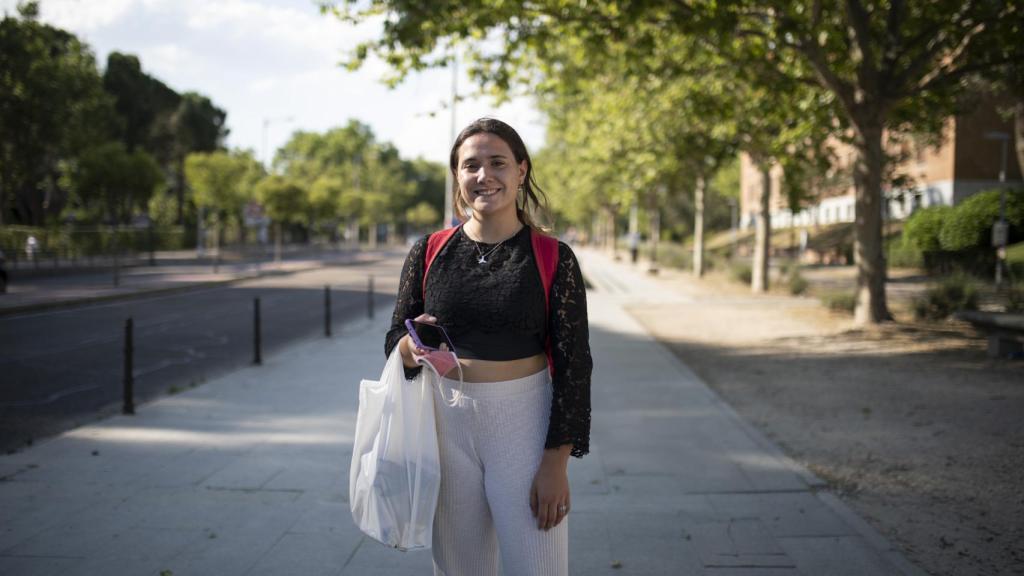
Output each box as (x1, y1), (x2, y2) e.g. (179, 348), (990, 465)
(423, 225), (461, 295)
(530, 230), (560, 376)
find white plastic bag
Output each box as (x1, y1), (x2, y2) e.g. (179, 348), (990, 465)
(349, 349), (444, 551)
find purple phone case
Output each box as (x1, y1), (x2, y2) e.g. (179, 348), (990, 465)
(405, 319), (452, 351)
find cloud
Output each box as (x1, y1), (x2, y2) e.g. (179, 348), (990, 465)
(0, 0), (136, 31)
(183, 0), (376, 58)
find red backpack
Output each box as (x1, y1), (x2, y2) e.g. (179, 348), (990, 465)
(422, 224), (559, 375)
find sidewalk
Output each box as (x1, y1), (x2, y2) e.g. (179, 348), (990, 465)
(0, 248), (922, 575)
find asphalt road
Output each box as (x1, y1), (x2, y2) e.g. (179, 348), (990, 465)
(0, 254), (405, 453)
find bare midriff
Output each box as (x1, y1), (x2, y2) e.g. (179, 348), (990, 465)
(457, 353), (547, 383)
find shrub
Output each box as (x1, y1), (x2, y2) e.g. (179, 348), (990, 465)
(821, 290), (857, 314)
(886, 240), (924, 268)
(1006, 287), (1024, 314)
(903, 205), (951, 253)
(939, 188), (1024, 252)
(730, 262), (752, 284)
(913, 274), (979, 320)
(788, 269), (809, 295)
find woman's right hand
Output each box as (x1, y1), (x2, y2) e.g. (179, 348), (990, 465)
(400, 314), (437, 368)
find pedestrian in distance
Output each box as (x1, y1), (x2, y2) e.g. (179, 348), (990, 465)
(25, 235), (38, 263)
(385, 117), (592, 576)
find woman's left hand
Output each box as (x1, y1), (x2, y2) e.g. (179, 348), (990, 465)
(530, 446), (572, 531)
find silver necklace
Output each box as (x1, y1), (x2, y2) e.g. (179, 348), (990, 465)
(472, 238), (506, 264)
(465, 227), (517, 264)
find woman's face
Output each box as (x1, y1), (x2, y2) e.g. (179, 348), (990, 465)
(456, 133), (527, 220)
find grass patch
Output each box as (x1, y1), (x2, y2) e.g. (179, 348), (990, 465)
(913, 274), (979, 320)
(730, 262), (752, 284)
(820, 290), (857, 314)
(787, 269), (809, 295)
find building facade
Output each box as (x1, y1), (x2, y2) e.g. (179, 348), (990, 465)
(739, 97), (1023, 230)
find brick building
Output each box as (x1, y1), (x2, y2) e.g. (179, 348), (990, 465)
(739, 96), (1023, 230)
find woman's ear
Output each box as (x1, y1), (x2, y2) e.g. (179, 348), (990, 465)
(519, 160), (528, 184)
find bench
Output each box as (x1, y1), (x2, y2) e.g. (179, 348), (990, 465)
(955, 310), (1024, 359)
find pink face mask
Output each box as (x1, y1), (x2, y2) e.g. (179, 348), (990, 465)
(415, 349), (459, 379)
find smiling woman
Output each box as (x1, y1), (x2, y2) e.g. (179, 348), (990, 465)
(384, 118), (592, 576)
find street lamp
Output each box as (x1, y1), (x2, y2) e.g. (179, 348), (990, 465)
(443, 50), (458, 228)
(262, 115), (295, 171)
(984, 131), (1010, 287)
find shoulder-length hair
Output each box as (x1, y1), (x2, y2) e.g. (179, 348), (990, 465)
(449, 117), (550, 231)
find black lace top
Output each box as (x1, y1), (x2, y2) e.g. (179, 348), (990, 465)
(385, 226), (592, 458)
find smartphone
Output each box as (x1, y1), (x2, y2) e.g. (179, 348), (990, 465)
(405, 319), (454, 352)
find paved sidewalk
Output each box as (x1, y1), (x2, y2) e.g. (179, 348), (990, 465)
(0, 248), (922, 575)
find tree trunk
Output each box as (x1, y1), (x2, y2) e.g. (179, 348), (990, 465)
(175, 158), (185, 225)
(368, 222), (378, 249)
(752, 165), (771, 293)
(274, 221), (282, 264)
(1015, 98), (1024, 180)
(607, 208), (618, 259)
(693, 175), (706, 277)
(852, 122), (892, 324)
(648, 192), (661, 274)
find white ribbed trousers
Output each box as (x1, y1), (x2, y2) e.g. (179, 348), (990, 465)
(432, 369), (569, 576)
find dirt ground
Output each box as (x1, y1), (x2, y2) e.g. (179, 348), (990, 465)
(625, 266), (1024, 576)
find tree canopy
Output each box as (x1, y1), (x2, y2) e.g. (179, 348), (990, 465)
(323, 0), (1022, 324)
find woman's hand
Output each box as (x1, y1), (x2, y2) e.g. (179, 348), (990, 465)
(399, 314), (437, 368)
(530, 445), (572, 531)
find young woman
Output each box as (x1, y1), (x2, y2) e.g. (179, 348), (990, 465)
(385, 118), (592, 576)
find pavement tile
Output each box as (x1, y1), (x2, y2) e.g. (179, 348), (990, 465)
(246, 532), (356, 576)
(689, 519), (795, 569)
(708, 491), (854, 539)
(602, 511), (705, 575)
(778, 535), (906, 575)
(0, 555), (78, 576)
(338, 537), (433, 575)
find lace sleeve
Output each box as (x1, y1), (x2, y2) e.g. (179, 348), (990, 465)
(385, 235), (428, 379)
(545, 242), (592, 458)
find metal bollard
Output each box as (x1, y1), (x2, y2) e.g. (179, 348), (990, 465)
(253, 297), (262, 365)
(123, 318), (135, 415)
(324, 285), (333, 337)
(367, 276), (374, 319)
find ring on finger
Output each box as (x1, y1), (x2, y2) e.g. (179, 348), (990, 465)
(557, 504), (568, 515)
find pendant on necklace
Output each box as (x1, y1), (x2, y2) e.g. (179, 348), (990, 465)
(478, 256), (487, 264)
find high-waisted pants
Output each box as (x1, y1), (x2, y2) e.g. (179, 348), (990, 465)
(432, 368), (569, 576)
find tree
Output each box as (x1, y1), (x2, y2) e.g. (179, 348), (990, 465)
(255, 175), (308, 260)
(701, 0), (1020, 321)
(184, 150), (257, 250)
(70, 142), (163, 224)
(170, 92), (229, 224)
(0, 2), (117, 225)
(276, 121), (422, 243)
(325, 0), (1019, 325)
(102, 52), (181, 154)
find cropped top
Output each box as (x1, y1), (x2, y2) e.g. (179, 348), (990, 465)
(385, 225), (592, 457)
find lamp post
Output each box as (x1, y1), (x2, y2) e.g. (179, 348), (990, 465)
(443, 50), (458, 228)
(984, 131), (1009, 287)
(262, 115), (295, 171)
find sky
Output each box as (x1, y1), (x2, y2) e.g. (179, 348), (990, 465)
(0, 0), (547, 166)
